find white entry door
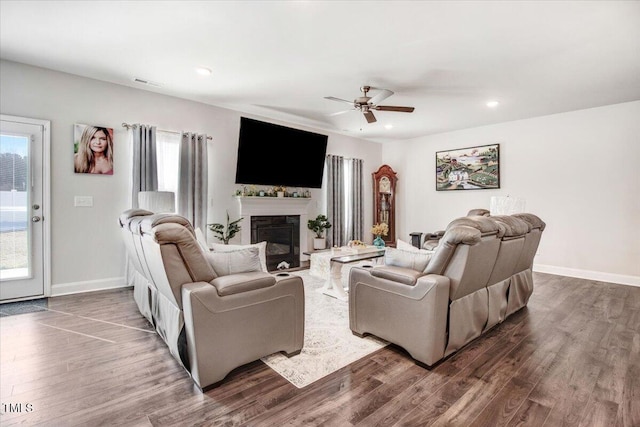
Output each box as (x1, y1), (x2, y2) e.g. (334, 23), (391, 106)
(0, 115), (50, 301)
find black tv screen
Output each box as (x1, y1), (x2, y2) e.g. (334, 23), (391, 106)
(235, 117), (328, 188)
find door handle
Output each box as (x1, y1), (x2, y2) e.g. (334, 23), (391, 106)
(32, 216), (41, 222)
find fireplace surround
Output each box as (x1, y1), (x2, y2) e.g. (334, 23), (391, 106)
(251, 215), (300, 270)
(236, 196), (313, 270)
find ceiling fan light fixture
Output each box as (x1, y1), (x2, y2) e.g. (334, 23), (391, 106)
(325, 85), (415, 125)
(486, 100), (500, 108)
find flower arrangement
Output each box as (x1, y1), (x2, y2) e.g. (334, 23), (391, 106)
(348, 239), (367, 248)
(273, 186), (286, 193)
(371, 222), (389, 237)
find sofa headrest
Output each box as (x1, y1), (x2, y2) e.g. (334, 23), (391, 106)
(147, 222), (196, 245)
(143, 222), (216, 296)
(513, 213), (546, 231)
(447, 216), (505, 238)
(490, 215), (530, 238)
(443, 225), (482, 246)
(139, 213), (195, 236)
(118, 209), (153, 228)
(425, 225), (481, 275)
(467, 208), (490, 217)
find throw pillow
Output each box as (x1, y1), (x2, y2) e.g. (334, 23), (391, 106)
(204, 247), (262, 277)
(396, 238), (433, 254)
(384, 247), (433, 272)
(210, 241), (268, 272)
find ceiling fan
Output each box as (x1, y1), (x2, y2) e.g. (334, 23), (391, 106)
(324, 85), (415, 124)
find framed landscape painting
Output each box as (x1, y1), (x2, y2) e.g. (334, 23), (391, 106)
(436, 144), (500, 191)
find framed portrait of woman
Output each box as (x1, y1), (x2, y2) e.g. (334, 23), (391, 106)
(73, 123), (114, 175)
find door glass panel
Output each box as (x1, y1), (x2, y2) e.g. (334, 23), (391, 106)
(0, 133), (30, 280)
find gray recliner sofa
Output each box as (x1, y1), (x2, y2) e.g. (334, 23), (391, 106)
(349, 213), (545, 367)
(119, 209), (305, 390)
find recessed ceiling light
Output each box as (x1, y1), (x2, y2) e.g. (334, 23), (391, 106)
(486, 100), (500, 108)
(384, 124), (393, 130)
(195, 67), (212, 76)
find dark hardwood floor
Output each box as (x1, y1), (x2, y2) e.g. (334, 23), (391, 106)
(1, 272), (638, 426)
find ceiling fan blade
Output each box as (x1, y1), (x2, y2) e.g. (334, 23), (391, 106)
(324, 96), (354, 106)
(374, 105), (415, 113)
(363, 111), (377, 123)
(328, 109), (354, 117)
(368, 89), (394, 105)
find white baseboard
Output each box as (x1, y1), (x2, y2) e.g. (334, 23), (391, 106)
(534, 264), (640, 288)
(48, 267), (640, 297)
(51, 276), (128, 297)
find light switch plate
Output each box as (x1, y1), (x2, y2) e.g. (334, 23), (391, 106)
(74, 196), (93, 207)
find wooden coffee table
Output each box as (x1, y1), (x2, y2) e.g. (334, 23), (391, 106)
(305, 248), (385, 301)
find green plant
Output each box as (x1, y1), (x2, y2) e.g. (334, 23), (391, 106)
(307, 214), (332, 238)
(207, 211), (243, 244)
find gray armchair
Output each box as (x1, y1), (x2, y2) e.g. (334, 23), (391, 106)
(119, 209), (305, 390)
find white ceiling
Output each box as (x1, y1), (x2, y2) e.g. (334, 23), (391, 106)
(1, 1), (639, 143)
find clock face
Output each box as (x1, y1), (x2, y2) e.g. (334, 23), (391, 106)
(379, 176), (391, 193)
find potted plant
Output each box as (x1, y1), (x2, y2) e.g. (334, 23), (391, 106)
(207, 211), (243, 244)
(273, 185), (286, 197)
(307, 214), (332, 249)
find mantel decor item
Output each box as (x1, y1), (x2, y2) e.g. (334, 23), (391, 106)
(436, 144), (500, 191)
(207, 211), (243, 244)
(273, 186), (286, 198)
(308, 214), (332, 250)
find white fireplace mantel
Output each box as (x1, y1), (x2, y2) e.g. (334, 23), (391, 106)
(235, 196), (313, 258)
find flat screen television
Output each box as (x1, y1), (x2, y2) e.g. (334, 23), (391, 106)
(235, 117), (328, 188)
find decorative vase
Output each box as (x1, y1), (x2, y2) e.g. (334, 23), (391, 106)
(277, 191), (284, 198)
(373, 235), (386, 248)
(313, 237), (326, 250)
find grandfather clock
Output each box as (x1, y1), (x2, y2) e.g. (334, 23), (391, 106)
(372, 164), (397, 246)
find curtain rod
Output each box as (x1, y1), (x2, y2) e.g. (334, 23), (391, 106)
(122, 122), (212, 140)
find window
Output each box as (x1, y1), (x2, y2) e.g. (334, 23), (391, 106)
(326, 155), (363, 246)
(156, 130), (180, 207)
(343, 160), (354, 239)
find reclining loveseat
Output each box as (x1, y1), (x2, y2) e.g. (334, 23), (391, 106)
(349, 212), (545, 367)
(119, 209), (305, 390)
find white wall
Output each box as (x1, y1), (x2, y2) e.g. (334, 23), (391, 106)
(3, 58), (636, 293)
(384, 101), (640, 286)
(0, 60), (382, 295)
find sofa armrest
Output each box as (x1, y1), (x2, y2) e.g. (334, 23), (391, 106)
(211, 271), (276, 296)
(350, 266), (447, 300)
(348, 267), (450, 366)
(370, 265), (424, 286)
(181, 276), (305, 389)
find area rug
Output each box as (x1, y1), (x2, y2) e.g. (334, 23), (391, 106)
(261, 265), (388, 388)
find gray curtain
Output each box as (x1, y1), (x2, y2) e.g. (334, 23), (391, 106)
(131, 124), (157, 208)
(178, 132), (208, 232)
(347, 158), (364, 241)
(326, 154), (344, 247)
